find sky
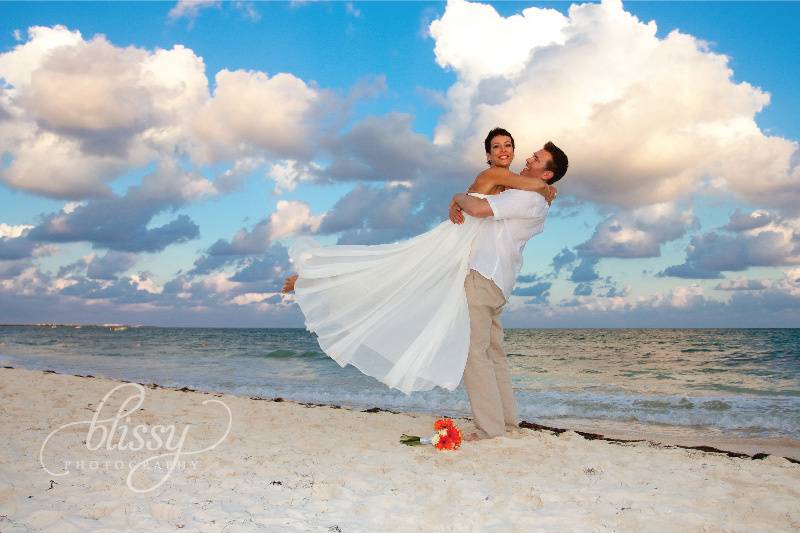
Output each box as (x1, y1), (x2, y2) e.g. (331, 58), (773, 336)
(0, 0), (798, 328)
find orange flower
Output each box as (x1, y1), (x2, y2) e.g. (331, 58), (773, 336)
(447, 426), (462, 449)
(434, 418), (455, 431)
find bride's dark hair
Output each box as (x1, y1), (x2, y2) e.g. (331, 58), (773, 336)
(483, 127), (515, 165)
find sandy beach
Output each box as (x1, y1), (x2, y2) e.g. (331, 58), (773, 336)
(1, 366), (798, 532)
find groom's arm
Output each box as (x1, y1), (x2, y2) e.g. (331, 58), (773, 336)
(486, 189), (548, 220)
(452, 189), (548, 224)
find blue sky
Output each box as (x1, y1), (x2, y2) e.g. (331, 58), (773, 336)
(0, 0), (798, 327)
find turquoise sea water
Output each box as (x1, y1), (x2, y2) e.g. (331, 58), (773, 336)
(1, 326), (797, 439)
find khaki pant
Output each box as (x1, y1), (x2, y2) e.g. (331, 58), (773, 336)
(462, 270), (519, 438)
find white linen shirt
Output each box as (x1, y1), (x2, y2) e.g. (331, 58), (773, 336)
(467, 190), (549, 301)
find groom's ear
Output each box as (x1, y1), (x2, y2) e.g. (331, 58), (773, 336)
(543, 170), (554, 182)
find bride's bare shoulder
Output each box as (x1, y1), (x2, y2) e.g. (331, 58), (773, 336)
(468, 167), (510, 195)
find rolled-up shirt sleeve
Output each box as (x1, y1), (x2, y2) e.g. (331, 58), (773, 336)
(486, 189), (547, 220)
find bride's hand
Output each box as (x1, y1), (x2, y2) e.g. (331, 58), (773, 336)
(545, 184), (558, 206)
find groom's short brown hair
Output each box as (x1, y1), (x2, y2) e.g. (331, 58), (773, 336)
(543, 141), (568, 184)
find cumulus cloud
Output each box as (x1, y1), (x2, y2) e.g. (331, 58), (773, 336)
(0, 223), (44, 261)
(516, 282), (552, 302)
(0, 258), (33, 280)
(428, 0), (800, 210)
(724, 209), (776, 232)
(578, 203), (698, 258)
(199, 199), (321, 260)
(0, 28), (209, 198)
(317, 183), (430, 245)
(269, 200), (323, 240)
(551, 247), (577, 275)
(0, 25), (339, 200)
(429, 0), (566, 84)
(190, 69), (328, 164)
(27, 162), (204, 252)
(569, 256), (600, 283)
(188, 198), (317, 279)
(323, 113), (456, 184)
(86, 251), (139, 280)
(268, 159), (319, 194)
(547, 203), (697, 287)
(302, 112), (473, 240)
(573, 282), (592, 296)
(0, 223), (33, 239)
(715, 278), (769, 291)
(662, 209), (800, 278)
(0, 235), (39, 260)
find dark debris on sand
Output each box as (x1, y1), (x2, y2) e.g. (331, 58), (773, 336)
(518, 420), (800, 464)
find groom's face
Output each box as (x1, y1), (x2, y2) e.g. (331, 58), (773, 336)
(520, 148), (554, 181)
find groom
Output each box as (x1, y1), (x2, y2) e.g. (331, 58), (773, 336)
(450, 138), (568, 441)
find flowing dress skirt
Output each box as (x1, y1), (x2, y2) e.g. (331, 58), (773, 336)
(288, 214), (485, 395)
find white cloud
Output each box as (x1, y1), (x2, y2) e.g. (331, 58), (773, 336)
(269, 200), (323, 240)
(201, 272), (238, 294)
(0, 28), (208, 198)
(138, 160), (218, 202)
(62, 202), (83, 214)
(785, 268), (800, 284)
(268, 159), (320, 194)
(2, 131), (138, 198)
(129, 273), (163, 294)
(0, 266), (48, 295)
(0, 223), (33, 239)
(429, 0), (566, 83)
(231, 292), (273, 305)
(0, 25), (332, 200)
(0, 26), (83, 89)
(429, 0), (799, 209)
(190, 69), (323, 164)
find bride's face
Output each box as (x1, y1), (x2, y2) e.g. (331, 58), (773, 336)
(486, 135), (514, 168)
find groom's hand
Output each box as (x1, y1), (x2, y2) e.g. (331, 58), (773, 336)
(449, 197), (465, 224)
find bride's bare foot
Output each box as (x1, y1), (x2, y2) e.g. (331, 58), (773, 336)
(281, 274), (298, 293)
(464, 432), (483, 442)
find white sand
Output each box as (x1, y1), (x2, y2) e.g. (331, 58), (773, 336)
(1, 366), (798, 532)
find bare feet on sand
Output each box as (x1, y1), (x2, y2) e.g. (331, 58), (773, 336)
(464, 432), (484, 442)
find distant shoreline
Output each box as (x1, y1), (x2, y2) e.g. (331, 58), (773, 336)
(1, 323), (799, 330)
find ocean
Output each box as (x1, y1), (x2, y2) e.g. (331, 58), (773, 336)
(1, 326), (798, 440)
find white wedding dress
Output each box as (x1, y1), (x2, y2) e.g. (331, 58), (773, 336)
(288, 193), (489, 395)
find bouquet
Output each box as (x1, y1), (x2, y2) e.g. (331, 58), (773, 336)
(400, 417), (462, 451)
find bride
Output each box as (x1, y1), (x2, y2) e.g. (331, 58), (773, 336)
(281, 128), (556, 394)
